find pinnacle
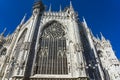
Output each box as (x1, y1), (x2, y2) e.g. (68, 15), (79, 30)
(100, 32), (106, 40)
(49, 4), (52, 12)
(59, 5), (62, 12)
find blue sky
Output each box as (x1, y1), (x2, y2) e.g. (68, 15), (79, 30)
(0, 0), (120, 59)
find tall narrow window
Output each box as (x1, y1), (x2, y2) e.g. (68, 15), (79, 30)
(35, 21), (68, 74)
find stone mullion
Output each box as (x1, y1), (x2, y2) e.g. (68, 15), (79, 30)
(38, 53), (42, 74)
(53, 38), (55, 74)
(54, 38), (57, 74)
(59, 39), (62, 74)
(40, 38), (45, 74)
(47, 38), (51, 74)
(56, 39), (58, 74)
(42, 38), (47, 74)
(60, 38), (63, 74)
(63, 39), (66, 74)
(42, 38), (46, 74)
(61, 55), (63, 74)
(56, 39), (59, 74)
(65, 39), (68, 74)
(45, 55), (48, 74)
(48, 38), (52, 74)
(50, 38), (53, 74)
(58, 39), (61, 74)
(42, 55), (45, 74)
(43, 38), (46, 74)
(40, 54), (43, 74)
(61, 39), (64, 74)
(63, 54), (65, 74)
(46, 38), (49, 74)
(64, 54), (68, 74)
(38, 40), (42, 74)
(38, 51), (42, 74)
(51, 38), (54, 74)
(42, 56), (46, 74)
(48, 38), (50, 74)
(58, 55), (60, 74)
(52, 38), (55, 74)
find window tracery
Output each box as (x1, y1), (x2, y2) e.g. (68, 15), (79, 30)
(34, 21), (68, 74)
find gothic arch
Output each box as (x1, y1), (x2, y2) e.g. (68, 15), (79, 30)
(34, 21), (68, 75)
(40, 20), (66, 33)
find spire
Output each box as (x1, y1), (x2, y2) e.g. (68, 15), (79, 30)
(20, 13), (27, 25)
(70, 1), (73, 9)
(49, 4), (52, 12)
(6, 32), (10, 37)
(59, 5), (62, 12)
(100, 32), (105, 40)
(0, 28), (7, 36)
(16, 14), (26, 31)
(83, 17), (88, 28)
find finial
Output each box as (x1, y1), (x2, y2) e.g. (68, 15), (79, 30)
(1, 28), (7, 36)
(49, 4), (52, 12)
(20, 13), (27, 25)
(100, 32), (105, 40)
(59, 5), (62, 12)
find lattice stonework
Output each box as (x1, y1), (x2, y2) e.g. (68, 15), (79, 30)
(34, 21), (68, 74)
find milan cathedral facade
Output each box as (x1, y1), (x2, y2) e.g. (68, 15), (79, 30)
(0, 1), (120, 80)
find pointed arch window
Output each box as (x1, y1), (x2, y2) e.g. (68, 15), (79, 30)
(34, 21), (68, 74)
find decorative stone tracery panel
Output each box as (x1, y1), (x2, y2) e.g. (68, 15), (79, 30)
(34, 21), (68, 75)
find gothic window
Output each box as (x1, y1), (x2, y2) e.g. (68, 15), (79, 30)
(34, 21), (68, 74)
